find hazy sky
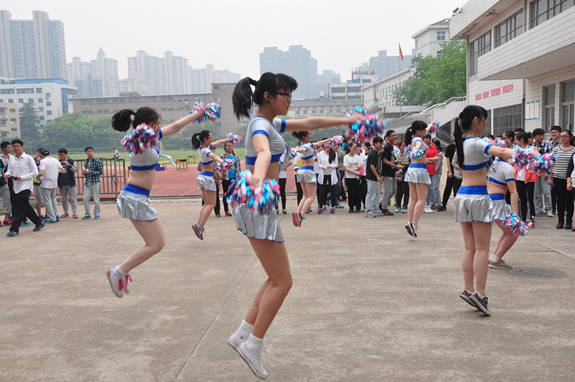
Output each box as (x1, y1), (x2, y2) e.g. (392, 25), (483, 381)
(8, 0), (464, 82)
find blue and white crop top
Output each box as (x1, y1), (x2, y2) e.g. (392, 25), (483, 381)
(199, 144), (214, 166)
(462, 137), (492, 171)
(299, 143), (315, 160)
(129, 130), (163, 171)
(245, 116), (287, 166)
(488, 158), (515, 187)
(411, 137), (428, 152)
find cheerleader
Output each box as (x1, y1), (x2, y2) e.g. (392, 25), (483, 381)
(106, 106), (206, 297)
(191, 130), (232, 240)
(228, 72), (360, 379)
(453, 105), (514, 316)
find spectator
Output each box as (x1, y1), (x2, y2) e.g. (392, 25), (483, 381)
(0, 141), (12, 226)
(38, 149), (65, 223)
(359, 141), (370, 211)
(57, 148), (79, 219)
(567, 149), (575, 231)
(514, 132), (537, 227)
(3, 139), (44, 236)
(430, 139), (443, 210)
(548, 125), (562, 214)
(343, 142), (362, 213)
(277, 150), (291, 215)
(550, 130), (575, 230)
(33, 148), (45, 218)
(423, 134), (439, 213)
(334, 144), (347, 203)
(365, 136), (383, 218)
(318, 144), (338, 214)
(82, 146), (103, 220)
(220, 142), (241, 217)
(441, 135), (461, 211)
(380, 130), (402, 216)
(395, 140), (410, 214)
(502, 130), (515, 149)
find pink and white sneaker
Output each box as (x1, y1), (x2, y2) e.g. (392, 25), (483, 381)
(106, 268), (124, 298)
(192, 224), (204, 240)
(122, 274), (133, 294)
(292, 212), (300, 227)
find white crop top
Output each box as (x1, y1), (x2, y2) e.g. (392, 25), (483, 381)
(199, 144), (213, 166)
(489, 158), (515, 186)
(300, 143), (315, 160)
(129, 129), (163, 171)
(462, 137), (492, 171)
(245, 116), (287, 166)
(411, 137), (428, 152)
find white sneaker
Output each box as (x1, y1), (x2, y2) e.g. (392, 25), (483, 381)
(546, 211), (554, 217)
(106, 268), (124, 298)
(236, 341), (270, 380)
(395, 207), (401, 213)
(227, 332), (248, 350)
(122, 274), (133, 294)
(423, 206), (434, 213)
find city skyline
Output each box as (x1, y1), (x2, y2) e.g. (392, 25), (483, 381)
(7, 0), (464, 83)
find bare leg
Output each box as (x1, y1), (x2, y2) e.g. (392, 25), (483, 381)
(35, 204), (42, 217)
(472, 221), (492, 296)
(407, 182), (418, 221)
(243, 238), (292, 339)
(199, 190), (217, 225)
(298, 182), (317, 215)
(118, 218), (166, 273)
(198, 188), (208, 223)
(412, 183), (428, 225)
(460, 222), (476, 292)
(492, 220), (518, 260)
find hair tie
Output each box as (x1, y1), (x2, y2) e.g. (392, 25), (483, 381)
(248, 78), (258, 87)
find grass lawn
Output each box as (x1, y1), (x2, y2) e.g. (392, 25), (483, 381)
(69, 148), (246, 164)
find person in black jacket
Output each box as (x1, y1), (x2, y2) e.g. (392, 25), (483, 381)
(57, 148), (79, 219)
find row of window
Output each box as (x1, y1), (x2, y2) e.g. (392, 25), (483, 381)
(543, 79), (575, 131)
(0, 99), (52, 106)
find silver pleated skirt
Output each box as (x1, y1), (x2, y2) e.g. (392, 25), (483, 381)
(491, 199), (511, 222)
(404, 166), (431, 185)
(232, 206), (284, 242)
(197, 175), (217, 191)
(454, 194), (493, 224)
(296, 169), (317, 183)
(117, 190), (158, 221)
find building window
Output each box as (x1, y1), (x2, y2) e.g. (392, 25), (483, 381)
(493, 104), (523, 136)
(8, 99), (13, 103)
(36, 88), (42, 93)
(46, 93), (51, 98)
(46, 102), (51, 106)
(10, 109), (15, 112)
(11, 128), (17, 131)
(47, 111), (52, 115)
(40, 116), (44, 120)
(437, 31), (446, 41)
(17, 88), (34, 94)
(28, 98), (33, 102)
(530, 0), (574, 28)
(469, 31), (491, 76)
(39, 107), (43, 111)
(11, 118), (16, 122)
(562, 80), (575, 131)
(0, 89), (15, 94)
(38, 98), (43, 103)
(495, 11), (524, 47)
(0, 132), (7, 137)
(544, 85), (555, 132)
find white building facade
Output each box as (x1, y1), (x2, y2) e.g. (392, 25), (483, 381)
(329, 75), (377, 101)
(413, 19), (451, 58)
(451, 0), (575, 135)
(0, 102), (20, 138)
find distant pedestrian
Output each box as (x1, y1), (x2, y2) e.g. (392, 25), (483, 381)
(365, 136), (383, 218)
(82, 146), (103, 220)
(0, 141), (12, 226)
(38, 149), (65, 223)
(33, 148), (45, 218)
(57, 148), (79, 219)
(380, 130), (402, 216)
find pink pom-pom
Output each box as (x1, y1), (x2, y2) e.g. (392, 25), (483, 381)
(345, 107), (385, 143)
(226, 133), (242, 145)
(192, 102), (221, 124)
(502, 213), (529, 236)
(512, 146), (539, 170)
(482, 137), (495, 145)
(215, 159), (234, 173)
(403, 145), (413, 156)
(225, 171), (280, 215)
(331, 135), (344, 147)
(409, 148), (425, 160)
(495, 138), (509, 148)
(121, 124), (158, 155)
(429, 121), (440, 134)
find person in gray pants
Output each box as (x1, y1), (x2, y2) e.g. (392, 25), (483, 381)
(380, 130), (403, 215)
(82, 147), (103, 219)
(365, 137), (384, 217)
(57, 148), (79, 218)
(533, 128), (554, 217)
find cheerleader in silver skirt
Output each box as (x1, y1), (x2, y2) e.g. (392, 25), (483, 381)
(404, 163), (431, 185)
(117, 184), (158, 221)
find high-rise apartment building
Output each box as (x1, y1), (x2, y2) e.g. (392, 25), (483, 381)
(188, 64), (240, 94)
(0, 10), (67, 80)
(67, 49), (119, 98)
(355, 49), (414, 80)
(127, 51), (189, 96)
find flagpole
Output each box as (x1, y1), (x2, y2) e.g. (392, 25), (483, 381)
(399, 45), (402, 118)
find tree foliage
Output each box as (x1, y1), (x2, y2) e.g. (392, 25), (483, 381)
(393, 40), (467, 106)
(19, 100), (42, 143)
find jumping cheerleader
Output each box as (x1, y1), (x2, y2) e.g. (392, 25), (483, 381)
(228, 72), (360, 379)
(404, 121), (436, 237)
(291, 132), (339, 226)
(487, 145), (519, 269)
(191, 130), (232, 240)
(106, 106), (206, 297)
(454, 105), (514, 316)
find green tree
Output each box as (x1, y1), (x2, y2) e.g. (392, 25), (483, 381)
(393, 40), (467, 106)
(19, 100), (42, 143)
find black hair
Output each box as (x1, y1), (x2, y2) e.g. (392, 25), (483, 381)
(513, 128), (525, 133)
(550, 125), (562, 133)
(454, 105), (488, 168)
(372, 136), (384, 145)
(532, 128), (545, 136)
(41, 149), (50, 156)
(292, 130), (310, 141)
(405, 120), (427, 145)
(432, 139), (442, 152)
(423, 134), (432, 140)
(191, 130), (211, 150)
(385, 129), (395, 138)
(11, 139), (23, 147)
(515, 132), (529, 144)
(37, 147), (44, 153)
(486, 134), (495, 140)
(503, 130), (515, 141)
(224, 141), (236, 156)
(1, 141), (11, 150)
(85, 146), (94, 152)
(363, 141), (371, 148)
(111, 107), (160, 132)
(560, 129), (575, 145)
(324, 145), (336, 163)
(232, 72), (298, 120)
(58, 148), (67, 154)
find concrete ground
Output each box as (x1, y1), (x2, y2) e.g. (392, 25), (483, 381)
(1, 194), (574, 382)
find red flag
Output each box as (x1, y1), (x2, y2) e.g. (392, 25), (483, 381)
(399, 44), (404, 61)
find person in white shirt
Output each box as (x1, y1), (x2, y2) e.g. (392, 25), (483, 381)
(359, 141), (371, 211)
(3, 139), (45, 236)
(343, 142), (362, 213)
(38, 149), (65, 223)
(318, 144), (339, 214)
(0, 141), (12, 226)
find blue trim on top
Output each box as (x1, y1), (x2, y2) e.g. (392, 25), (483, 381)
(130, 163), (156, 171)
(199, 172), (214, 177)
(506, 178), (515, 182)
(252, 130), (269, 138)
(271, 153), (282, 163)
(201, 160), (214, 165)
(245, 156), (256, 165)
(301, 155), (314, 160)
(484, 144), (492, 154)
(463, 137), (473, 141)
(279, 119), (286, 133)
(410, 163), (427, 169)
(158, 130), (163, 140)
(462, 161), (489, 171)
(489, 193), (506, 201)
(458, 185), (488, 195)
(300, 166), (314, 171)
(488, 177), (507, 186)
(123, 184), (151, 197)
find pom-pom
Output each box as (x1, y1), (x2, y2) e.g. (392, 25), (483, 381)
(191, 102), (221, 123)
(226, 132), (242, 145)
(331, 135), (344, 147)
(529, 152), (556, 176)
(428, 121), (440, 134)
(409, 148), (425, 160)
(225, 171), (280, 215)
(345, 107), (385, 143)
(215, 159), (234, 173)
(121, 124), (157, 155)
(291, 148), (297, 158)
(482, 137), (495, 145)
(403, 145), (413, 156)
(495, 138), (509, 148)
(502, 213), (529, 237)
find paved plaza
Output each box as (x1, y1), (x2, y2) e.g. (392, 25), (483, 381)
(1, 195), (574, 382)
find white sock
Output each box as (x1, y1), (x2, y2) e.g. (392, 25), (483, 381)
(465, 289), (473, 294)
(247, 333), (263, 352)
(114, 266), (125, 277)
(234, 320), (253, 339)
(475, 292), (485, 298)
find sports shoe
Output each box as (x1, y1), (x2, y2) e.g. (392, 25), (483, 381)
(6, 230), (19, 237)
(565, 224), (573, 230)
(489, 257), (511, 269)
(227, 332), (248, 350)
(366, 213), (376, 218)
(330, 207), (335, 214)
(192, 224), (204, 240)
(335, 205), (344, 209)
(21, 221), (31, 227)
(375, 211), (384, 216)
(402, 207), (406, 214)
(3, 219), (12, 225)
(423, 206), (434, 213)
(282, 209), (287, 215)
(546, 211), (554, 217)
(60, 212), (69, 218)
(225, 211), (232, 217)
(438, 206), (446, 212)
(82, 215), (91, 220)
(431, 205), (439, 209)
(95, 214), (100, 219)
(106, 268), (124, 298)
(73, 213), (78, 219)
(395, 207), (401, 213)
(306, 208), (312, 214)
(292, 212), (300, 227)
(382, 210), (394, 216)
(215, 214), (221, 218)
(405, 222), (414, 237)
(236, 341), (270, 380)
(122, 274), (133, 294)
(0, 221), (2, 227)
(317, 208), (323, 214)
(45, 220), (58, 224)
(470, 292), (490, 316)
(33, 222), (46, 231)
(459, 290), (476, 307)
(526, 221), (534, 229)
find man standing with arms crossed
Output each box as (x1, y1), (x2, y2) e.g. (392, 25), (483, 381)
(380, 130), (402, 216)
(58, 148), (79, 219)
(82, 146), (103, 220)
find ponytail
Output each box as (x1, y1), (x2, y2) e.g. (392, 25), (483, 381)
(192, 130), (211, 150)
(291, 130), (309, 141)
(232, 77), (255, 120)
(454, 117), (465, 168)
(405, 120), (427, 146)
(112, 107), (160, 132)
(405, 128), (413, 147)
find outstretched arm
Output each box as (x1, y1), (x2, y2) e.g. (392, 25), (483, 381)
(160, 107), (206, 138)
(211, 137), (233, 148)
(487, 146), (514, 162)
(283, 113), (362, 133)
(208, 152), (224, 164)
